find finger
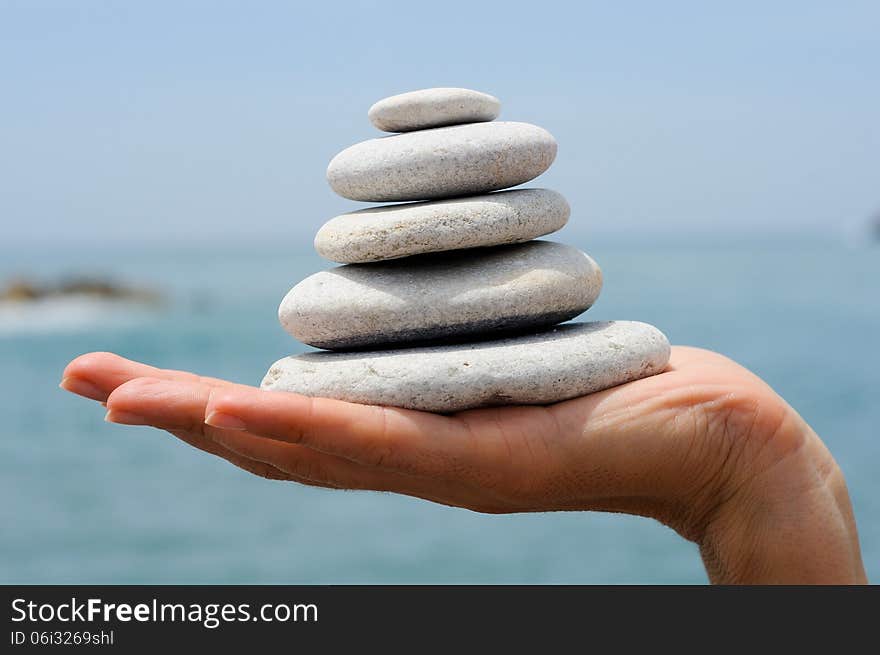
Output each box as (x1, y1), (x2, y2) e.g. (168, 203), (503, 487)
(105, 377), (466, 503)
(104, 377), (353, 485)
(165, 429), (295, 482)
(204, 385), (468, 476)
(101, 376), (295, 481)
(213, 428), (496, 510)
(61, 351), (235, 402)
(166, 429), (346, 490)
(209, 428), (447, 497)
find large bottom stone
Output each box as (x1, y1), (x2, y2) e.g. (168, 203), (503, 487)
(261, 321), (670, 413)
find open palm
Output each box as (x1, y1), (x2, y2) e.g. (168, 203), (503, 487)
(61, 347), (865, 584)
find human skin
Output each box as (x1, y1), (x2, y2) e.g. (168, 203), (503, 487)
(60, 347), (866, 584)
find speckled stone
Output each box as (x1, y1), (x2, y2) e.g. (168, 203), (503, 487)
(326, 121), (557, 202)
(261, 321), (671, 412)
(279, 241), (602, 350)
(314, 189), (570, 263)
(368, 87), (501, 133)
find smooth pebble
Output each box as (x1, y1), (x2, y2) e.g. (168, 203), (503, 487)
(315, 188), (569, 263)
(326, 121), (557, 202)
(279, 241), (602, 350)
(262, 321), (671, 412)
(368, 87), (500, 132)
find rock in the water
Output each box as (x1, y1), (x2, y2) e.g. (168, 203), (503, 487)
(315, 189), (570, 263)
(279, 241), (602, 350)
(368, 87), (501, 132)
(327, 121), (557, 202)
(261, 321), (671, 412)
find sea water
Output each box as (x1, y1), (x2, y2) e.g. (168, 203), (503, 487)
(1, 237), (877, 583)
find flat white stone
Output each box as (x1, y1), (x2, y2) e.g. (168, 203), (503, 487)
(279, 241), (602, 350)
(261, 321), (671, 413)
(314, 189), (570, 263)
(326, 121), (557, 202)
(368, 87), (501, 132)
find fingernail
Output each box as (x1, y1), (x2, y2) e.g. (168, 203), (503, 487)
(60, 377), (106, 401)
(205, 411), (247, 431)
(105, 410), (148, 426)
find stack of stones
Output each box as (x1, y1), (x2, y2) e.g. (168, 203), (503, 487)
(262, 88), (670, 413)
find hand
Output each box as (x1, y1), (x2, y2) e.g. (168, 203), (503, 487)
(60, 347), (866, 584)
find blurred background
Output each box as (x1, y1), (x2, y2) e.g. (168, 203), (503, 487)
(1, 0), (878, 583)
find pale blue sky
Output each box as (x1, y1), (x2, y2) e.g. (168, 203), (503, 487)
(1, 0), (878, 245)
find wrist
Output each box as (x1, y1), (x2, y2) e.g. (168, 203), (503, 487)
(698, 412), (866, 584)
